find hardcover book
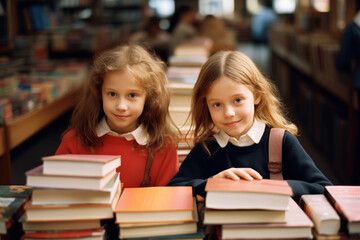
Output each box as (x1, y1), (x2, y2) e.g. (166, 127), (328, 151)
(24, 183), (120, 221)
(204, 208), (286, 225)
(26, 165), (117, 190)
(115, 186), (194, 223)
(127, 222), (204, 240)
(118, 198), (198, 238)
(23, 228), (104, 240)
(300, 194), (340, 235)
(325, 186), (360, 235)
(31, 173), (120, 205)
(0, 186), (32, 234)
(220, 198), (313, 239)
(166, 66), (201, 84)
(42, 154), (121, 177)
(205, 178), (293, 210)
(20, 214), (101, 232)
(119, 221), (198, 239)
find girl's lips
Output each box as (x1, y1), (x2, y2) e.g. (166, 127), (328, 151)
(115, 115), (128, 120)
(225, 120), (239, 127)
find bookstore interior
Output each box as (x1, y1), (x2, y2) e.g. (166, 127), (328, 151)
(0, 0), (360, 239)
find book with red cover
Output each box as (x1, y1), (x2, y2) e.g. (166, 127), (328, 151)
(23, 229), (104, 239)
(205, 178), (293, 210)
(325, 186), (360, 235)
(42, 154), (121, 177)
(114, 186), (194, 223)
(220, 198), (313, 240)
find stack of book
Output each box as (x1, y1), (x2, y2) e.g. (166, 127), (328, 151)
(166, 66), (201, 85)
(168, 37), (213, 68)
(114, 186), (203, 239)
(166, 79), (193, 130)
(204, 178), (314, 240)
(176, 127), (195, 164)
(166, 37), (211, 132)
(23, 154), (121, 240)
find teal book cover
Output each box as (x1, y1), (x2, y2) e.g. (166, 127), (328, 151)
(0, 185), (32, 234)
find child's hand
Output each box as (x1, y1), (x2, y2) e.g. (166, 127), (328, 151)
(213, 168), (263, 181)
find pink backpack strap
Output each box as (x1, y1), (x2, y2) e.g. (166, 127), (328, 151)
(268, 128), (285, 180)
(140, 148), (154, 187)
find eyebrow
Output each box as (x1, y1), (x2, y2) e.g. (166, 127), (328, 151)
(207, 93), (244, 101)
(103, 87), (143, 92)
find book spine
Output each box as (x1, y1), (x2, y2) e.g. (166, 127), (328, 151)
(300, 195), (340, 235)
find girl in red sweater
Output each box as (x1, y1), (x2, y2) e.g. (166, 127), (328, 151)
(56, 45), (179, 188)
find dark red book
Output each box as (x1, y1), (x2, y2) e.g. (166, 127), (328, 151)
(24, 229), (104, 239)
(325, 186), (360, 235)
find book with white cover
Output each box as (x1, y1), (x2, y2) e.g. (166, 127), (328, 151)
(31, 173), (120, 205)
(42, 154), (121, 177)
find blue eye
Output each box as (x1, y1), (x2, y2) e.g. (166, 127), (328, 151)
(108, 92), (116, 97)
(234, 98), (241, 104)
(213, 103), (221, 108)
(129, 93), (137, 98)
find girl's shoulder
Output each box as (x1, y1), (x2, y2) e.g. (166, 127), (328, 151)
(266, 126), (298, 142)
(159, 136), (179, 152)
(63, 129), (77, 138)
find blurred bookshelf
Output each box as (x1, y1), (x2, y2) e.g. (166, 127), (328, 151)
(0, 0), (145, 184)
(269, 0), (358, 185)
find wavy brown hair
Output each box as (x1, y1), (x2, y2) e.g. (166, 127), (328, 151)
(191, 50), (298, 151)
(66, 44), (177, 151)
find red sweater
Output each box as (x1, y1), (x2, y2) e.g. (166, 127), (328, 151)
(55, 130), (179, 188)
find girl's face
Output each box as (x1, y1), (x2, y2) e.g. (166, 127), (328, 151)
(206, 76), (260, 139)
(102, 70), (146, 134)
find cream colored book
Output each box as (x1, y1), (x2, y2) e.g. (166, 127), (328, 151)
(42, 154), (121, 177)
(300, 194), (340, 235)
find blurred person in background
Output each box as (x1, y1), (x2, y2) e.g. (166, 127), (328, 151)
(168, 5), (198, 55)
(251, 0), (278, 43)
(199, 14), (236, 53)
(129, 16), (171, 61)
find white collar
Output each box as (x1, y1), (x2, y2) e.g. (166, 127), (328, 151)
(213, 119), (266, 148)
(96, 117), (149, 145)
(354, 10), (360, 28)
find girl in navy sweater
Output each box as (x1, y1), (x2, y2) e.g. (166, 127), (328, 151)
(167, 50), (332, 201)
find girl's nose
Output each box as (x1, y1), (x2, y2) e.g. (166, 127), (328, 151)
(116, 99), (128, 111)
(224, 105), (235, 117)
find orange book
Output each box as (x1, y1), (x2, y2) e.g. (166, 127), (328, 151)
(205, 178), (293, 210)
(42, 154), (121, 177)
(325, 186), (360, 235)
(114, 186), (194, 224)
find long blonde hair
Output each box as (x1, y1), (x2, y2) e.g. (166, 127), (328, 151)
(191, 50), (297, 148)
(66, 44), (177, 151)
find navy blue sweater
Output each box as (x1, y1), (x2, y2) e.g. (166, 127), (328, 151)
(167, 127), (333, 201)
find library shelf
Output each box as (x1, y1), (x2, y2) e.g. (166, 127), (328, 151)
(0, 89), (79, 185)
